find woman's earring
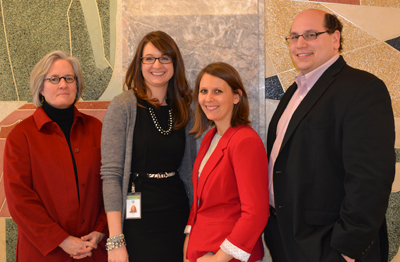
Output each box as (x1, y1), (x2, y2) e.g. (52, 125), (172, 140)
(40, 95), (44, 104)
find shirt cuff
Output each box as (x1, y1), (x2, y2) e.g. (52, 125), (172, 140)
(184, 225), (191, 234)
(220, 239), (251, 262)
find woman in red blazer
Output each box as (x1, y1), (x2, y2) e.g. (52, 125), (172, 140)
(184, 62), (269, 262)
(3, 51), (107, 261)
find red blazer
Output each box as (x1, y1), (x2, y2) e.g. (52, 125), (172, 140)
(3, 107), (107, 262)
(186, 125), (269, 262)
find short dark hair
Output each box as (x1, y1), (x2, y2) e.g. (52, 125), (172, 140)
(324, 13), (343, 52)
(190, 62), (250, 138)
(125, 31), (192, 129)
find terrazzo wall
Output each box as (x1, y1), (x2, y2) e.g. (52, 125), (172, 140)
(264, 0), (400, 261)
(0, 0), (399, 261)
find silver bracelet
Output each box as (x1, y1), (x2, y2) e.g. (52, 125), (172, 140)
(106, 234), (126, 251)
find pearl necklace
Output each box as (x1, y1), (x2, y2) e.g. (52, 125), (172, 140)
(148, 107), (173, 135)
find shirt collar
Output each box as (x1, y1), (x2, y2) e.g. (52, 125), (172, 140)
(295, 53), (340, 90)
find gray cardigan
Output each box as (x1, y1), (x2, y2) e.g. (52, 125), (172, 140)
(101, 90), (196, 227)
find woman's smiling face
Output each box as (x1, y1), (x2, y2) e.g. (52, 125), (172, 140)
(198, 73), (240, 134)
(141, 42), (174, 92)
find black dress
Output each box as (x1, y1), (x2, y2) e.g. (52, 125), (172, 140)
(123, 99), (189, 262)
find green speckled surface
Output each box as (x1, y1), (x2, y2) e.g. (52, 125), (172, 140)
(98, 0), (111, 62)
(0, 10), (17, 101)
(5, 218), (17, 262)
(387, 191), (400, 261)
(0, 0), (112, 102)
(2, 0), (71, 102)
(395, 148), (400, 162)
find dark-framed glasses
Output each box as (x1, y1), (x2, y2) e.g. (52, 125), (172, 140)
(285, 31), (328, 43)
(44, 75), (77, 84)
(141, 56), (173, 64)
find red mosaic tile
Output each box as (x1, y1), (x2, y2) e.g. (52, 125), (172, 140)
(75, 101), (110, 109)
(0, 200), (11, 217)
(19, 101), (111, 110)
(0, 122), (21, 139)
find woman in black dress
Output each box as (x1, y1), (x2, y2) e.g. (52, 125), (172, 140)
(101, 31), (196, 262)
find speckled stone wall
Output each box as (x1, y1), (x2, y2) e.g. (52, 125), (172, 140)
(0, 0), (113, 102)
(264, 0), (400, 261)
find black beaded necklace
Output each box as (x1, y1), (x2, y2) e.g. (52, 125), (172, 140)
(148, 107), (173, 135)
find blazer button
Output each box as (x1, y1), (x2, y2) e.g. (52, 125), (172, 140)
(81, 183), (86, 188)
(81, 219), (85, 223)
(74, 148), (79, 153)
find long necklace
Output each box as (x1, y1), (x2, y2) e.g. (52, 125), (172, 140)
(148, 107), (173, 135)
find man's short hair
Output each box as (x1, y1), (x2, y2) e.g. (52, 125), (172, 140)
(324, 13), (343, 52)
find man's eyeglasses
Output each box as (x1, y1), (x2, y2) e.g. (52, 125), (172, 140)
(141, 56), (173, 64)
(285, 31), (328, 43)
(44, 75), (77, 84)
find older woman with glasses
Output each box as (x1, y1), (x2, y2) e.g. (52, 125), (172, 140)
(101, 31), (196, 262)
(3, 51), (108, 261)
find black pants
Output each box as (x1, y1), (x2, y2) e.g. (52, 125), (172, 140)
(264, 214), (289, 262)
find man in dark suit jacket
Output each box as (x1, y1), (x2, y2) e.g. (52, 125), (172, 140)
(264, 9), (395, 262)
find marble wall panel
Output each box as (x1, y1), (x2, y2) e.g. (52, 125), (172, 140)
(122, 0), (258, 16)
(121, 0), (264, 134)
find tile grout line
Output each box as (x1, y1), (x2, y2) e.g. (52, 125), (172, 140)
(67, 0), (74, 55)
(0, 0), (20, 101)
(0, 199), (5, 214)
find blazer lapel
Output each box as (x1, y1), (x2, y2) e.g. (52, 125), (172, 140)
(280, 56), (346, 152)
(196, 126), (241, 201)
(267, 84), (297, 156)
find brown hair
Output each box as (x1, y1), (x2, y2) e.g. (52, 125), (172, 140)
(30, 51), (84, 107)
(190, 62), (250, 138)
(125, 31), (192, 129)
(324, 13), (343, 52)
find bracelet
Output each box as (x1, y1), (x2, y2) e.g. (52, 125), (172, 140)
(106, 234), (126, 251)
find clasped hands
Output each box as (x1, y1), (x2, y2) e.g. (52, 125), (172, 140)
(59, 231), (105, 259)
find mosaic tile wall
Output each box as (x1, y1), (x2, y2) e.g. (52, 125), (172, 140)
(265, 0), (400, 261)
(0, 0), (399, 261)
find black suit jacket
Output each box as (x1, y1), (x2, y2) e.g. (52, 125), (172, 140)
(267, 56), (395, 262)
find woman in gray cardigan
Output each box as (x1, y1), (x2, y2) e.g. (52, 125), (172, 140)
(101, 31), (196, 262)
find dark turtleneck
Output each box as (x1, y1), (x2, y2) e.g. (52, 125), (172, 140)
(42, 100), (80, 204)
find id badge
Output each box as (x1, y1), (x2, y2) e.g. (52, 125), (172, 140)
(126, 192), (141, 219)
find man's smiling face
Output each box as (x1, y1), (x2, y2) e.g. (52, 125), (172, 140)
(290, 9), (340, 75)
